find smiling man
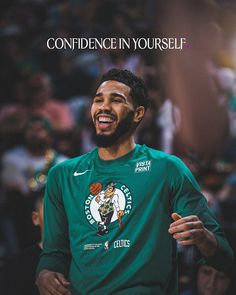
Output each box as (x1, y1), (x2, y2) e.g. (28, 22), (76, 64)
(36, 69), (233, 295)
(91, 76), (145, 149)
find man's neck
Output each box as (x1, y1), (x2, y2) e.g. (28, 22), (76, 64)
(98, 137), (136, 160)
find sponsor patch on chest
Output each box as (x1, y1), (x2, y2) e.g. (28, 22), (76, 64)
(134, 160), (152, 173)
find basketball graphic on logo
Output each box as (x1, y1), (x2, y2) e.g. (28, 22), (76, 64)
(90, 182), (102, 195)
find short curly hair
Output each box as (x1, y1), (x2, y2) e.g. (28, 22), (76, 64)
(98, 68), (149, 110)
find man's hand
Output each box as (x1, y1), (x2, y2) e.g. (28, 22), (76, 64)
(169, 213), (217, 257)
(36, 269), (71, 295)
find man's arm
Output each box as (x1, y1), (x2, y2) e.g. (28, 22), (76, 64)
(36, 165), (71, 295)
(167, 156), (233, 273)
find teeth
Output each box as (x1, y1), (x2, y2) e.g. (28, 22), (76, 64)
(98, 116), (114, 123)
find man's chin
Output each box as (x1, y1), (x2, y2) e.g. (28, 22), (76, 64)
(93, 133), (118, 148)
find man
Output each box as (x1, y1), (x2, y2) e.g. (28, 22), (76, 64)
(36, 69), (233, 295)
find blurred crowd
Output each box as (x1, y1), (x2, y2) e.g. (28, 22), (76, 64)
(0, 0), (236, 294)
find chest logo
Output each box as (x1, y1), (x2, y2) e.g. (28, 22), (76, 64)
(134, 160), (152, 173)
(74, 169), (92, 176)
(84, 182), (133, 236)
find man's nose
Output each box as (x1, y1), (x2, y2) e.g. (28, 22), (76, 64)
(99, 99), (112, 111)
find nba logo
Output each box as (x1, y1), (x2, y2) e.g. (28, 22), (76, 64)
(104, 241), (109, 250)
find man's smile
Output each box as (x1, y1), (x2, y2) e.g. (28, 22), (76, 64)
(96, 113), (116, 130)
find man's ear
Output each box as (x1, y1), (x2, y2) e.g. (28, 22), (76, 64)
(134, 106), (145, 123)
(32, 211), (40, 226)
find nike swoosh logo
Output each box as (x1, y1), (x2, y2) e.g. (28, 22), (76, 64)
(74, 169), (92, 176)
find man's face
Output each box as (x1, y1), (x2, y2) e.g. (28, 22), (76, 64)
(197, 265), (231, 295)
(91, 80), (136, 147)
(25, 122), (52, 150)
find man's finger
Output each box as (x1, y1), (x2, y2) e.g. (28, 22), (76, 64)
(50, 283), (71, 295)
(56, 273), (70, 286)
(169, 221), (203, 234)
(170, 215), (199, 228)
(171, 213), (182, 221)
(37, 271), (71, 295)
(173, 230), (193, 240)
(48, 277), (71, 295)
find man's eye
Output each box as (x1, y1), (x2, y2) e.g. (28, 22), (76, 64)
(93, 98), (103, 103)
(113, 98), (123, 103)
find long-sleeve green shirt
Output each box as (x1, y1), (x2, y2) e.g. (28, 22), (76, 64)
(37, 145), (233, 294)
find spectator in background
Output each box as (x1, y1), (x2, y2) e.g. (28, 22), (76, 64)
(1, 189), (44, 295)
(182, 263), (233, 295)
(196, 264), (232, 295)
(0, 72), (75, 154)
(215, 67), (236, 164)
(27, 73), (75, 131)
(1, 116), (67, 195)
(157, 97), (180, 154)
(1, 116), (67, 251)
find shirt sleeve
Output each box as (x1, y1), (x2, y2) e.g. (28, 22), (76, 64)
(168, 155), (233, 274)
(36, 165), (71, 277)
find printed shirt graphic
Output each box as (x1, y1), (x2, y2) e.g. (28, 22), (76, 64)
(85, 181), (132, 236)
(37, 144), (233, 295)
(98, 191), (118, 214)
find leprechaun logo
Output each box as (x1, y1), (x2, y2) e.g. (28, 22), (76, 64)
(84, 182), (133, 236)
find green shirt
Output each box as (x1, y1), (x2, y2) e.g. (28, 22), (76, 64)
(37, 144), (233, 295)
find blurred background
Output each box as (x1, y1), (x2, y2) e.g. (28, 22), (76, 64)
(0, 0), (236, 294)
